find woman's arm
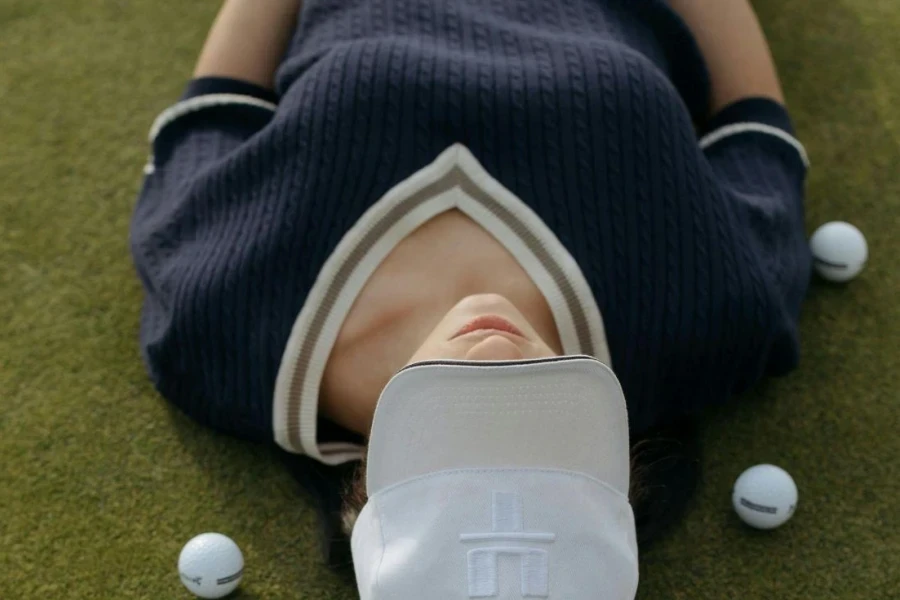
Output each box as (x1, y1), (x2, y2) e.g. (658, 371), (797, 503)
(194, 0), (304, 89)
(667, 0), (785, 114)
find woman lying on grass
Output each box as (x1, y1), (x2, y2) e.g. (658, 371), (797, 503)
(130, 0), (811, 596)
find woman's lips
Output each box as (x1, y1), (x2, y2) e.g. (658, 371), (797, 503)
(451, 315), (525, 340)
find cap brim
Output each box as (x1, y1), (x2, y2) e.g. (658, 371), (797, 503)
(366, 356), (631, 497)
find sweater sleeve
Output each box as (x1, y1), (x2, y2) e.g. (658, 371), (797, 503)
(134, 77), (279, 246)
(700, 98), (813, 375)
(131, 76), (278, 292)
(128, 78), (279, 436)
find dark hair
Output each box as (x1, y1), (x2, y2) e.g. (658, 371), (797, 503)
(628, 417), (702, 547)
(339, 417), (701, 548)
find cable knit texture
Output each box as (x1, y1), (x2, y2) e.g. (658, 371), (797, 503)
(130, 0), (811, 443)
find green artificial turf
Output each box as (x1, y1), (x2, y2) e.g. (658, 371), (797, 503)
(1, 0), (898, 598)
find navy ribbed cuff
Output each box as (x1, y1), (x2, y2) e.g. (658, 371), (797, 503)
(182, 77), (279, 105)
(703, 97), (795, 136)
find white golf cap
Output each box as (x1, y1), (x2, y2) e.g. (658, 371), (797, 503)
(351, 355), (639, 599)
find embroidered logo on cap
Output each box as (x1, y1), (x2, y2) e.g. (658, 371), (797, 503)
(460, 492), (557, 598)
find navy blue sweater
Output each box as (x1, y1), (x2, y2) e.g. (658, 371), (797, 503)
(131, 0), (811, 451)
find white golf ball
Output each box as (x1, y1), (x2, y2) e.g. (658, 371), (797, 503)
(809, 221), (868, 282)
(178, 533), (244, 599)
(732, 464), (798, 530)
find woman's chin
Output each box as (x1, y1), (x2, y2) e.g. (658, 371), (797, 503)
(463, 335), (528, 361)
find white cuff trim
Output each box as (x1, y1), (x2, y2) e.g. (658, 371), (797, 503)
(699, 122), (810, 168)
(148, 94), (277, 143)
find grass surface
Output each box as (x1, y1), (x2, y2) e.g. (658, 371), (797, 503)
(1, 0), (898, 598)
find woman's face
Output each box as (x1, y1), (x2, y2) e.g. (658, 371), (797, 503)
(406, 293), (558, 364)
